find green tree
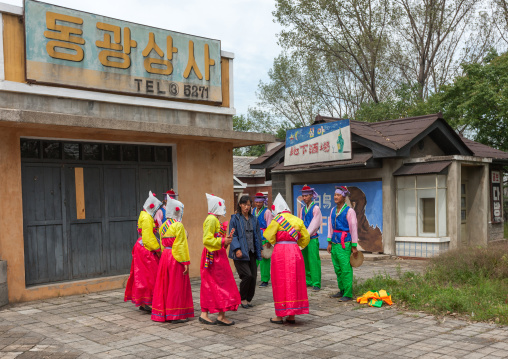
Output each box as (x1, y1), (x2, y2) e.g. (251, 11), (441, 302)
(438, 50), (508, 151)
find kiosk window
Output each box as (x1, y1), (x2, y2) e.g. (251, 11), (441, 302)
(397, 175), (447, 237)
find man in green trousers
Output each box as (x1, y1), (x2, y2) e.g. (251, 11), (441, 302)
(253, 193), (273, 287)
(298, 185), (323, 291)
(327, 186), (358, 302)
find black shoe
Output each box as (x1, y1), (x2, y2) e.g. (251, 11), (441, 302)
(312, 286), (320, 292)
(330, 291), (343, 298)
(247, 303), (254, 307)
(139, 306), (152, 313)
(199, 316), (216, 325)
(170, 319), (188, 324)
(241, 303), (249, 309)
(338, 296), (353, 302)
(216, 319), (235, 326)
(270, 318), (283, 324)
(286, 319), (296, 324)
(259, 282), (269, 288)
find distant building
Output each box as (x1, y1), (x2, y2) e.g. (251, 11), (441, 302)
(252, 113), (508, 258)
(233, 156), (272, 206)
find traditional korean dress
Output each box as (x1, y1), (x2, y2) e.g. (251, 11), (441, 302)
(263, 194), (310, 317)
(124, 192), (162, 307)
(200, 194), (241, 313)
(151, 215), (194, 322)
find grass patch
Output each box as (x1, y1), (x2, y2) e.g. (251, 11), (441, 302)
(356, 242), (508, 324)
(505, 222), (508, 239)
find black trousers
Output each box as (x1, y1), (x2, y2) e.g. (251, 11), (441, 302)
(234, 254), (257, 302)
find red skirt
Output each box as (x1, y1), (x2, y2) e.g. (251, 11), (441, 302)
(151, 249), (194, 321)
(200, 247), (241, 314)
(271, 242), (309, 316)
(124, 239), (160, 306)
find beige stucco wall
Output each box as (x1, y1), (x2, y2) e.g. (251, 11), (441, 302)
(0, 124), (234, 302)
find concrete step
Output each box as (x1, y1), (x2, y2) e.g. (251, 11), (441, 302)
(319, 250), (392, 261)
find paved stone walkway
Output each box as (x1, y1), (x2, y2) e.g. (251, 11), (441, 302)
(1, 257), (507, 359)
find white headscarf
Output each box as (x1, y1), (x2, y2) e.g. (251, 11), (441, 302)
(206, 193), (226, 216)
(166, 198), (184, 222)
(143, 191), (162, 217)
(272, 193), (290, 215)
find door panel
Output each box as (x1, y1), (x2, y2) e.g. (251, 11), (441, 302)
(22, 164), (68, 285)
(22, 142), (172, 286)
(104, 167), (138, 275)
(70, 223), (103, 278)
(138, 167), (172, 208)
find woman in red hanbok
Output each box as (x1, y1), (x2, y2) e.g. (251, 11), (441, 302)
(263, 193), (310, 324)
(124, 191), (163, 312)
(151, 197), (194, 323)
(199, 193), (240, 326)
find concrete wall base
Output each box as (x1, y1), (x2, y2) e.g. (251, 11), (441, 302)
(0, 261), (7, 307)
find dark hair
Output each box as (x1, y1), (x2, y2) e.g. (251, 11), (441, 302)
(236, 195), (252, 215)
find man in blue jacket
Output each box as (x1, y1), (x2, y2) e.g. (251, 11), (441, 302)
(228, 195), (263, 309)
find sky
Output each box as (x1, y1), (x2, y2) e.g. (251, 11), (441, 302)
(3, 0), (282, 116)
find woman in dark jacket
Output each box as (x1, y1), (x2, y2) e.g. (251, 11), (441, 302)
(228, 196), (263, 308)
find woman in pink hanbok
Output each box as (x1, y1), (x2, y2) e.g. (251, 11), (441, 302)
(124, 191), (163, 312)
(263, 193), (310, 324)
(151, 197), (194, 323)
(199, 193), (240, 326)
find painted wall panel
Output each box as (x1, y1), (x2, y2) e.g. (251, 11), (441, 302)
(292, 181), (383, 252)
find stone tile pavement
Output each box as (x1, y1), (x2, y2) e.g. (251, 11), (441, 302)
(1, 257), (507, 358)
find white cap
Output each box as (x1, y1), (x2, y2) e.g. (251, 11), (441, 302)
(272, 193), (290, 215)
(166, 197), (184, 222)
(143, 191), (162, 217)
(206, 193), (226, 216)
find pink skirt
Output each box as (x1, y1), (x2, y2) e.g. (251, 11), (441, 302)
(200, 247), (241, 313)
(151, 249), (194, 321)
(124, 239), (160, 306)
(271, 242), (309, 316)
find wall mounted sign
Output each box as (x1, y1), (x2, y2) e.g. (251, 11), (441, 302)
(24, 0), (222, 103)
(491, 170), (502, 223)
(284, 119), (351, 166)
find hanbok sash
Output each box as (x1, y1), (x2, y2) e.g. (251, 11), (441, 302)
(204, 229), (225, 269)
(159, 218), (177, 238)
(274, 214), (299, 241)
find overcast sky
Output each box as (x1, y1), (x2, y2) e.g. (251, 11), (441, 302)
(3, 0), (282, 116)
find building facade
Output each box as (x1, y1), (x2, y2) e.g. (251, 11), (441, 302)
(0, 2), (272, 303)
(251, 114), (507, 257)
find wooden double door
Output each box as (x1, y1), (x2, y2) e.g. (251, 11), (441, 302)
(22, 157), (172, 286)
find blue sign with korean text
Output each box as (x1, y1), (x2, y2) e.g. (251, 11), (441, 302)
(285, 119), (351, 166)
(24, 0), (222, 102)
(293, 182), (383, 251)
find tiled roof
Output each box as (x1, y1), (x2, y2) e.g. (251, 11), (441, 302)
(233, 156), (265, 177)
(252, 113), (508, 171)
(250, 142), (285, 165)
(393, 161), (452, 176)
(460, 136), (508, 160)
(351, 113), (442, 150)
(272, 152), (373, 172)
(316, 113), (442, 150)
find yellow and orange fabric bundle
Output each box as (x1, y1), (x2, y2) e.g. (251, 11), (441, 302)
(356, 290), (393, 307)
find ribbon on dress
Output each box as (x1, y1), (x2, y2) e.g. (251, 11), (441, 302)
(274, 214), (299, 240)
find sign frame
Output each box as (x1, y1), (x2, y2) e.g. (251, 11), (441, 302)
(23, 0), (223, 103)
(284, 119), (352, 167)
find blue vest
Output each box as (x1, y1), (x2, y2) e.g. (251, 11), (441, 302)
(303, 203), (319, 239)
(331, 205), (352, 244)
(253, 207), (268, 231)
(161, 206), (166, 222)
